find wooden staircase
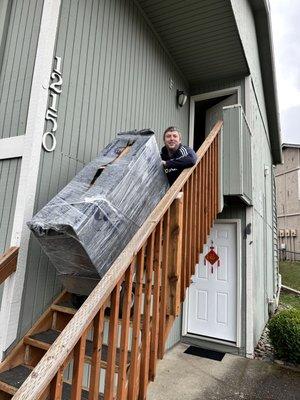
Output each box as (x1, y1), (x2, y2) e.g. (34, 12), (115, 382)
(0, 122), (222, 400)
(0, 290), (136, 399)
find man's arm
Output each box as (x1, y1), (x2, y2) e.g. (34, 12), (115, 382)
(164, 146), (197, 169)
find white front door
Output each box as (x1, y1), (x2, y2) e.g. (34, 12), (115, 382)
(187, 223), (237, 342)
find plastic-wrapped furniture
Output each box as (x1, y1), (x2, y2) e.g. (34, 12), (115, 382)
(28, 129), (169, 295)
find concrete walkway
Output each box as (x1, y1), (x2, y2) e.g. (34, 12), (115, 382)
(148, 343), (300, 400)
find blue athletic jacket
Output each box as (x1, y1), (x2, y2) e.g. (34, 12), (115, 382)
(161, 144), (197, 185)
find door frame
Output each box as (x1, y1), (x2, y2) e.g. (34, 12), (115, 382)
(182, 220), (242, 348)
(188, 86), (241, 147)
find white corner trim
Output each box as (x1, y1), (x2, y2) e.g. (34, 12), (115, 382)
(0, 136), (25, 159)
(0, 0), (61, 360)
(245, 206), (254, 357)
(244, 75), (251, 119)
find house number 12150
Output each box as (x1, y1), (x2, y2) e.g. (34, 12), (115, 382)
(42, 56), (63, 152)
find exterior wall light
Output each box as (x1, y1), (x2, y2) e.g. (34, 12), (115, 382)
(177, 90), (188, 107)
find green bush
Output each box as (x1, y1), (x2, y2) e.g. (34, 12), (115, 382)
(268, 308), (300, 364)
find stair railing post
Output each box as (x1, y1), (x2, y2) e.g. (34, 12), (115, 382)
(167, 192), (184, 317)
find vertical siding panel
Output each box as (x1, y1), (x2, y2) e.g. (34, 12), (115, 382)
(114, 0), (129, 132)
(0, 158), (21, 252)
(0, 158), (21, 306)
(107, 0), (123, 135)
(84, 0), (104, 163)
(72, 0), (94, 165)
(0, 0), (23, 138)
(5, 0), (30, 138)
(0, 0), (43, 139)
(77, 0), (99, 164)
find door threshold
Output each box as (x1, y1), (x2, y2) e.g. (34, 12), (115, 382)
(184, 332), (238, 348)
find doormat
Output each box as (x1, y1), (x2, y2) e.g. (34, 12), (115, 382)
(184, 346), (225, 361)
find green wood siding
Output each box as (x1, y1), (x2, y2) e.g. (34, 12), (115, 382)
(0, 158), (21, 307)
(0, 0), (43, 139)
(17, 0), (189, 339)
(231, 0), (277, 344)
(248, 82), (275, 344)
(223, 105), (252, 204)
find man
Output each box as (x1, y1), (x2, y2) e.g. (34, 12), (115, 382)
(161, 126), (197, 185)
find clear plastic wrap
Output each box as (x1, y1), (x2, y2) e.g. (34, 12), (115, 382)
(27, 129), (169, 295)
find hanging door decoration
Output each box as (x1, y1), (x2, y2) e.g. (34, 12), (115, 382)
(204, 241), (220, 273)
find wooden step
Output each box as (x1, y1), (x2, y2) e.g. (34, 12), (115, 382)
(24, 329), (131, 371)
(0, 364), (104, 399)
(0, 365), (32, 395)
(51, 303), (77, 316)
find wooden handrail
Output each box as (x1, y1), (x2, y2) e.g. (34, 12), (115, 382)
(0, 246), (19, 285)
(12, 121), (222, 400)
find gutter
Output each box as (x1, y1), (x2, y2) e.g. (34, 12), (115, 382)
(249, 0), (282, 164)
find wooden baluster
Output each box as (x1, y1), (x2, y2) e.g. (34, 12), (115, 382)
(188, 175), (193, 283)
(184, 181), (190, 290)
(208, 146), (213, 229)
(117, 263), (134, 399)
(194, 168), (199, 266)
(190, 173), (195, 275)
(50, 365), (64, 399)
(192, 170), (198, 273)
(158, 209), (170, 359)
(200, 158), (206, 254)
(139, 232), (155, 399)
(128, 247), (145, 399)
(212, 140), (216, 220)
(71, 328), (89, 400)
(104, 281), (121, 400)
(204, 153), (209, 242)
(88, 307), (105, 400)
(197, 164), (202, 254)
(210, 141), (214, 221)
(180, 185), (187, 301)
(149, 220), (163, 381)
(167, 193), (183, 316)
(216, 136), (219, 215)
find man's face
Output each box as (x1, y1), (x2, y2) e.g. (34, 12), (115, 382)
(164, 130), (181, 152)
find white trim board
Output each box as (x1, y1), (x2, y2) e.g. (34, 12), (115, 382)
(182, 220), (243, 349)
(0, 0), (61, 361)
(0, 136), (25, 159)
(245, 206), (254, 357)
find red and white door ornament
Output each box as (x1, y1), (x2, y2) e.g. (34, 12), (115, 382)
(204, 241), (220, 273)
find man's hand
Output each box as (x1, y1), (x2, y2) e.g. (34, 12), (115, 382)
(162, 160), (166, 166)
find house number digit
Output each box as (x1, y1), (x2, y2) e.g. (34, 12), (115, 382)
(42, 132), (57, 152)
(42, 56), (62, 152)
(45, 109), (58, 132)
(49, 72), (62, 94)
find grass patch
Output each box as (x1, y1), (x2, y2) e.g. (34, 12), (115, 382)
(279, 261), (300, 291)
(279, 261), (300, 310)
(280, 292), (300, 309)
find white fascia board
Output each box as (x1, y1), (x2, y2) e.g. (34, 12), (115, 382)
(0, 136), (25, 159)
(0, 0), (61, 359)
